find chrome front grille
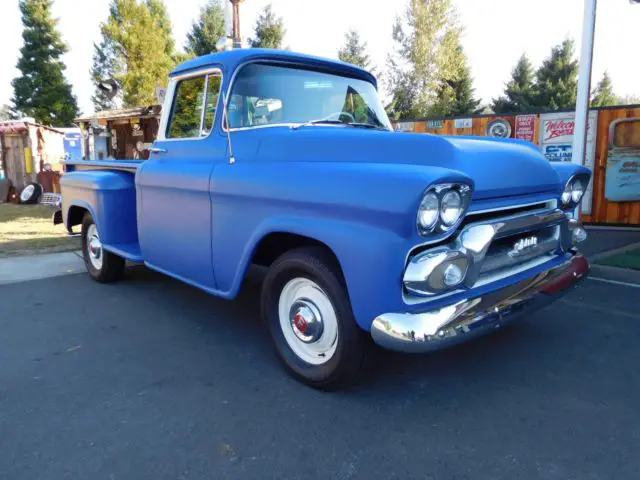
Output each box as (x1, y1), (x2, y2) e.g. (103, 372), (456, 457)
(478, 225), (560, 277)
(403, 198), (567, 303)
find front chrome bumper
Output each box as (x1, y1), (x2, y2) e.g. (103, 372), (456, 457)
(371, 254), (589, 353)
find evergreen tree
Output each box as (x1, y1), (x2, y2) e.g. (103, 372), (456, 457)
(11, 0), (79, 125)
(100, 0), (177, 107)
(591, 71), (619, 107)
(531, 38), (579, 110)
(492, 54), (536, 113)
(385, 0), (462, 120)
(90, 39), (119, 111)
(185, 0), (226, 57)
(250, 4), (285, 49)
(338, 30), (371, 69)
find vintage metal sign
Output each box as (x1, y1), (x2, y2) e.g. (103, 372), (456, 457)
(454, 118), (472, 129)
(605, 117), (640, 202)
(539, 111), (598, 214)
(426, 120), (444, 130)
(542, 144), (573, 162)
(515, 115), (536, 142)
(487, 118), (512, 138)
(395, 122), (415, 132)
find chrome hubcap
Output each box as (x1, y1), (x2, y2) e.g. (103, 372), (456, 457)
(86, 224), (103, 270)
(278, 278), (338, 365)
(289, 300), (324, 343)
(20, 184), (34, 202)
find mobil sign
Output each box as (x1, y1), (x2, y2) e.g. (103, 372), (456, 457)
(539, 110), (598, 214)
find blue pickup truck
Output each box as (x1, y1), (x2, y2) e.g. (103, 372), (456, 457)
(57, 49), (591, 389)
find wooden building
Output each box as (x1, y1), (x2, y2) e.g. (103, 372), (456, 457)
(76, 105), (162, 161)
(0, 120), (65, 193)
(393, 104), (640, 226)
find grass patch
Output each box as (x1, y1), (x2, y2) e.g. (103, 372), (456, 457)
(0, 204), (80, 258)
(595, 247), (640, 271)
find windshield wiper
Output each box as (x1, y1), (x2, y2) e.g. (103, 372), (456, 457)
(292, 119), (388, 131)
(291, 118), (346, 130)
(346, 122), (389, 131)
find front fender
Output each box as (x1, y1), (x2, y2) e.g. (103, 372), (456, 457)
(211, 160), (473, 329)
(551, 162), (592, 190)
(222, 215), (406, 329)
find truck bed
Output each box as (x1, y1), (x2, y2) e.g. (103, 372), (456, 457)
(63, 159), (143, 174)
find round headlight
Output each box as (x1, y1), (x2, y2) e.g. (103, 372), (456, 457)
(417, 192), (439, 232)
(562, 182), (573, 205)
(571, 178), (585, 203)
(440, 189), (463, 226)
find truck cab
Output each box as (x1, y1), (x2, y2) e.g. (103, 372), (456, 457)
(58, 49), (591, 390)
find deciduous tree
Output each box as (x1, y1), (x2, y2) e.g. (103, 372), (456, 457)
(385, 0), (462, 120)
(99, 0), (177, 107)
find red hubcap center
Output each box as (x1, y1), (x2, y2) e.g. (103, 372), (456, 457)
(293, 313), (308, 333)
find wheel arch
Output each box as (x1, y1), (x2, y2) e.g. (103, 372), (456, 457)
(250, 231), (344, 281)
(65, 201), (97, 234)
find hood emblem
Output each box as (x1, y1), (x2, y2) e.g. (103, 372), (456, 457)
(509, 236), (538, 257)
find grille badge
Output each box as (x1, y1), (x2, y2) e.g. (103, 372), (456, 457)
(508, 236), (538, 257)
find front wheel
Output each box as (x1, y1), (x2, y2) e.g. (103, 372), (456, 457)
(261, 247), (370, 390)
(81, 212), (125, 283)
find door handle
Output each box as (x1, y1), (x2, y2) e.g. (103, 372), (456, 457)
(150, 147), (168, 154)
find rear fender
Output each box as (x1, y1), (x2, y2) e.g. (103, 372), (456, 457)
(60, 170), (138, 245)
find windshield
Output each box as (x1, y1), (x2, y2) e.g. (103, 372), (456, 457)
(227, 63), (392, 131)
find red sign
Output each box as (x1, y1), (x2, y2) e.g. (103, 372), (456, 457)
(543, 119), (576, 141)
(515, 115), (536, 142)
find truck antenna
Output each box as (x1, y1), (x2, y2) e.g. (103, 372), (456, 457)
(223, 90), (235, 164)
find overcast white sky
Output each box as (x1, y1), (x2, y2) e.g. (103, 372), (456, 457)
(0, 0), (638, 115)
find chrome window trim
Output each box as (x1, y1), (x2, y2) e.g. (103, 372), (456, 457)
(157, 67), (223, 143)
(221, 59), (391, 133)
(467, 198), (558, 216)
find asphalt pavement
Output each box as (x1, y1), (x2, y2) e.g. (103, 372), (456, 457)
(1, 264), (639, 480)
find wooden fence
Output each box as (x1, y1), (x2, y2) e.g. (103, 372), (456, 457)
(394, 105), (640, 226)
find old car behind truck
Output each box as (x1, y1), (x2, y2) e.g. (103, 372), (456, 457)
(57, 49), (591, 389)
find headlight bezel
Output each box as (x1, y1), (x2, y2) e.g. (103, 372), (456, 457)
(561, 174), (589, 209)
(417, 183), (472, 236)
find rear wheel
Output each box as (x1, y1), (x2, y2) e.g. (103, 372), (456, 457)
(81, 212), (125, 283)
(261, 247), (370, 390)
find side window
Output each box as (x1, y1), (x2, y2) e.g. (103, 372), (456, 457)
(166, 72), (222, 139)
(167, 75), (206, 139)
(202, 74), (222, 135)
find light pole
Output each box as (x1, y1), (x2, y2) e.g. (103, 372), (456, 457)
(573, 0), (639, 168)
(571, 0), (597, 170)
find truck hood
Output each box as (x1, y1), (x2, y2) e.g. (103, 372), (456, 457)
(253, 128), (561, 200)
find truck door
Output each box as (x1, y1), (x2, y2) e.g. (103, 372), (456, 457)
(137, 68), (225, 289)
(606, 117), (640, 203)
